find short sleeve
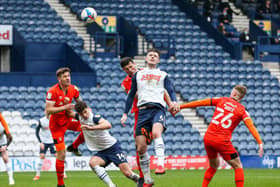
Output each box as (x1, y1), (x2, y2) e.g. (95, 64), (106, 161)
(46, 89), (56, 102)
(73, 86), (80, 99)
(121, 76), (131, 94)
(92, 114), (102, 124)
(242, 110), (250, 120)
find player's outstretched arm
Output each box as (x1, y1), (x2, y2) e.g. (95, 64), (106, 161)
(244, 118), (263, 157)
(180, 98), (212, 109)
(169, 98), (212, 116)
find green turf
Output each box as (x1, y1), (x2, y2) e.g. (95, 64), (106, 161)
(0, 169), (279, 187)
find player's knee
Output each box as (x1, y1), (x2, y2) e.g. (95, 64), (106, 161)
(231, 162), (243, 169)
(209, 159), (219, 169)
(122, 169), (131, 178)
(2, 156), (9, 164)
(56, 150), (66, 160)
(89, 159), (98, 168)
(39, 154), (45, 159)
(137, 145), (147, 154)
(152, 131), (161, 139)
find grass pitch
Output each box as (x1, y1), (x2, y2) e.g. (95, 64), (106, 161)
(0, 169), (279, 187)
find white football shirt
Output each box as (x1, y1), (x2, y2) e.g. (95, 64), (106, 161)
(38, 116), (54, 144)
(78, 111), (117, 151)
(136, 68), (167, 107)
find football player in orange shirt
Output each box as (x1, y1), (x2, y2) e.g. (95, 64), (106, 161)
(172, 85), (263, 187)
(45, 67), (84, 187)
(0, 113), (14, 185)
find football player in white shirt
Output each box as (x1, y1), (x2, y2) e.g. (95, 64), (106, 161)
(0, 112), (14, 185)
(33, 114), (67, 180)
(73, 101), (140, 187)
(121, 48), (179, 186)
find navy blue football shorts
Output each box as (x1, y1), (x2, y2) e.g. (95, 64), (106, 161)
(95, 141), (127, 167)
(135, 107), (166, 137)
(40, 143), (56, 154)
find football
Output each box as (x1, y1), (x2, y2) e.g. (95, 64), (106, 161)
(80, 7), (97, 23)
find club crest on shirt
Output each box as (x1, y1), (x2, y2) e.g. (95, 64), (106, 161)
(47, 93), (52, 100)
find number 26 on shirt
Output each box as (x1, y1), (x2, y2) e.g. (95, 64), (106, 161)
(211, 107), (234, 129)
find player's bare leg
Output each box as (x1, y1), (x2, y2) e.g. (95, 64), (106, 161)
(202, 158), (219, 187)
(119, 163), (140, 183)
(227, 157), (244, 187)
(152, 123), (165, 174)
(1, 148), (14, 185)
(136, 135), (154, 186)
(89, 156), (116, 187)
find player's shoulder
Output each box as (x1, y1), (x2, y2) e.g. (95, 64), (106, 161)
(93, 113), (101, 119)
(68, 84), (80, 93)
(156, 68), (167, 76)
(47, 84), (59, 93)
(122, 75), (131, 83)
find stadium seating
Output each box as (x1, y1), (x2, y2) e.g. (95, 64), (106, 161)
(0, 0), (91, 67)
(1, 0), (280, 157)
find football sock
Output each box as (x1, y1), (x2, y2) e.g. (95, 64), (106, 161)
(139, 152), (152, 183)
(72, 132), (84, 149)
(64, 161), (67, 176)
(127, 171), (140, 182)
(235, 168), (244, 187)
(56, 159), (65, 186)
(202, 167), (217, 187)
(36, 158), (44, 176)
(92, 165), (115, 186)
(5, 161), (13, 179)
(154, 137), (165, 167)
(136, 151), (144, 178)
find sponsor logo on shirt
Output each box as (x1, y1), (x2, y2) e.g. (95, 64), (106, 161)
(141, 74), (161, 83)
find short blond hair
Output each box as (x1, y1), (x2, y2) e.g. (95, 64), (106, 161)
(234, 85), (247, 99)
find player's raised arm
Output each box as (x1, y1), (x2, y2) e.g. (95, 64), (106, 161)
(121, 73), (138, 126)
(243, 117), (263, 157)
